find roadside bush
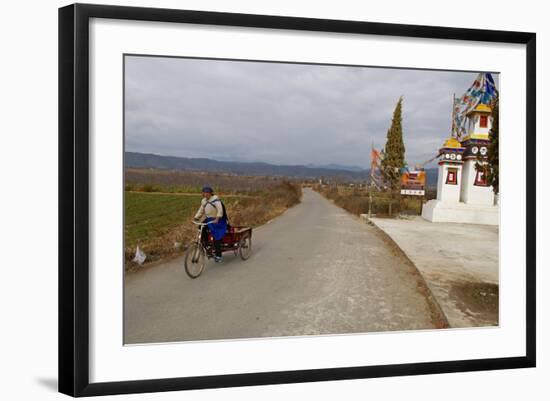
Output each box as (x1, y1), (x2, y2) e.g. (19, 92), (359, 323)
(269, 180), (302, 207)
(139, 184), (157, 192)
(315, 186), (409, 217)
(228, 181), (302, 227)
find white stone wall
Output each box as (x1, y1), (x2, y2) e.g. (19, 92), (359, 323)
(422, 199), (499, 225)
(467, 113), (492, 137)
(460, 160), (494, 206)
(436, 163), (462, 203)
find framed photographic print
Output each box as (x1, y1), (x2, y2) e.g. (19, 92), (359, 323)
(58, 3), (536, 397)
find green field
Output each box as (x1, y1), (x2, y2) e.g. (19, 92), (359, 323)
(125, 192), (246, 246)
(125, 192), (202, 249)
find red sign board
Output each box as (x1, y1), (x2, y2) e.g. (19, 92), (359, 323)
(400, 170), (426, 196)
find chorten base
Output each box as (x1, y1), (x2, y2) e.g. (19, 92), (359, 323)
(422, 199), (499, 225)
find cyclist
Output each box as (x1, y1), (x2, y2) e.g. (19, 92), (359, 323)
(193, 186), (228, 263)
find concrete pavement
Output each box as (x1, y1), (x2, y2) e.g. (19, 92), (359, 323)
(369, 216), (499, 328)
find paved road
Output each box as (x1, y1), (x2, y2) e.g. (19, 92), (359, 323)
(124, 188), (438, 344)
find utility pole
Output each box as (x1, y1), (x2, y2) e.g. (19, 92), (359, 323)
(368, 190), (372, 218)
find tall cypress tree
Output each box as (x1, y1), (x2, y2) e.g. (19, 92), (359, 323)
(381, 97), (406, 190)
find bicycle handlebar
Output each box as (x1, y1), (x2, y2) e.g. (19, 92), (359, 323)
(192, 220), (215, 226)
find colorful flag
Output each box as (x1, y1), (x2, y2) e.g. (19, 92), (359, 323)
(452, 73), (498, 139)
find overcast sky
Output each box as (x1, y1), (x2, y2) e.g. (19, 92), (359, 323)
(125, 56), (499, 169)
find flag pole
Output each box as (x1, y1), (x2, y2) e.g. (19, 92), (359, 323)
(451, 93), (455, 138)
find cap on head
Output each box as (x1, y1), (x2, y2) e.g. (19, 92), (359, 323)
(201, 186), (214, 194)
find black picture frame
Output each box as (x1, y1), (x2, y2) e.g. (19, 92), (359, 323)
(59, 3), (536, 397)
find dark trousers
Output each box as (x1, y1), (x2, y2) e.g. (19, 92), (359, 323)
(213, 239), (222, 258)
(202, 228), (222, 257)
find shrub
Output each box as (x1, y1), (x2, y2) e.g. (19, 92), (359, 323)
(140, 184), (157, 192)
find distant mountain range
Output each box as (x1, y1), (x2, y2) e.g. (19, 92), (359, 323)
(305, 163), (365, 172)
(125, 152), (438, 187)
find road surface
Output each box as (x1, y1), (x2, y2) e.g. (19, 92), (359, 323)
(124, 188), (439, 344)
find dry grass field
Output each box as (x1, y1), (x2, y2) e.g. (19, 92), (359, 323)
(315, 185), (434, 217)
(125, 168), (286, 194)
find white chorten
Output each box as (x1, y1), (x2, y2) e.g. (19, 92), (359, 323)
(460, 103), (494, 206)
(435, 136), (465, 204)
(422, 104), (498, 225)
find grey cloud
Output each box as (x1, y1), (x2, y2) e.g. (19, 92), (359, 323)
(125, 56), (499, 168)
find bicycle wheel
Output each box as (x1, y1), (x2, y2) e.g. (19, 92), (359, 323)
(184, 243), (206, 278)
(238, 233), (252, 260)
